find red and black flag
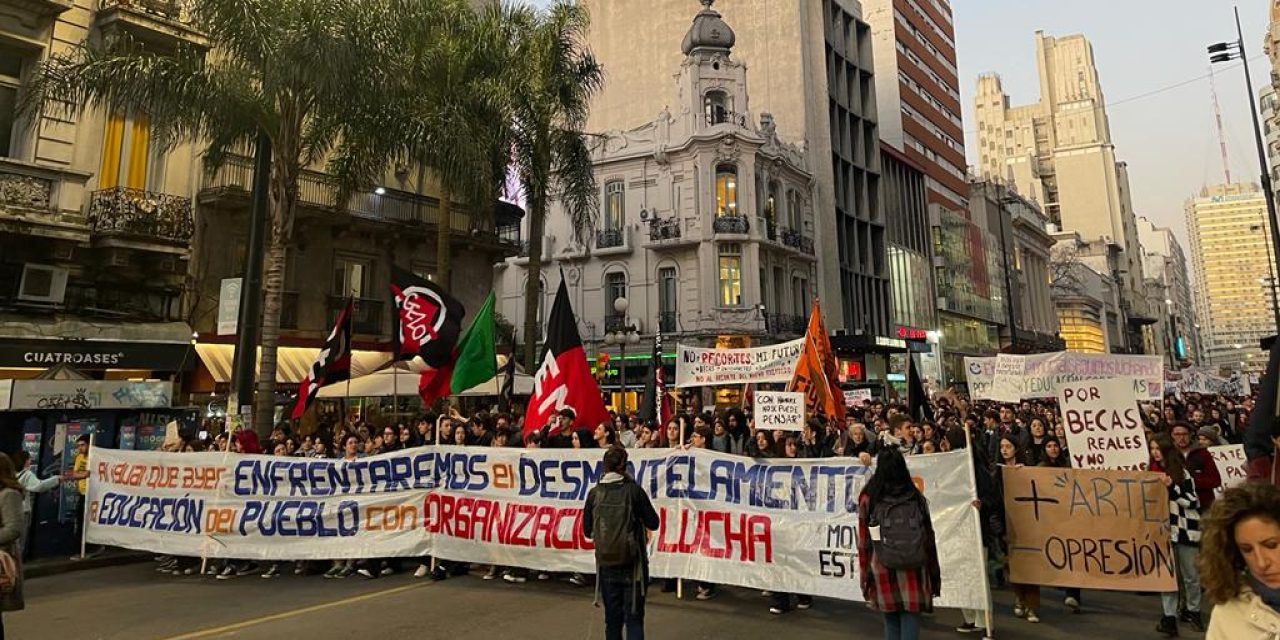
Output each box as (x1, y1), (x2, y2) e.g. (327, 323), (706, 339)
(523, 278), (610, 438)
(639, 331), (672, 427)
(291, 299), (354, 419)
(390, 267), (465, 367)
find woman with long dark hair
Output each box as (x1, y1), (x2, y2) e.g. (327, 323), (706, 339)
(857, 449), (940, 640)
(1200, 483), (1280, 637)
(1150, 433), (1204, 636)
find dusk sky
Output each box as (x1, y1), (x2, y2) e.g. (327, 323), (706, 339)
(525, 0), (1273, 247)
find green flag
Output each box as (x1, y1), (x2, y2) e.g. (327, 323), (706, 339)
(450, 291), (497, 393)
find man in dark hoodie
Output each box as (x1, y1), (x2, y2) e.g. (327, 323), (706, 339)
(583, 446), (660, 640)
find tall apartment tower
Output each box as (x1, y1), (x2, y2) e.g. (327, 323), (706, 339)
(974, 32), (1152, 351)
(581, 0), (889, 340)
(862, 0), (966, 217)
(1186, 183), (1274, 372)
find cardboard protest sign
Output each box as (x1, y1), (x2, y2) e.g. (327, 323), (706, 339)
(988, 355), (1026, 403)
(757, 391), (805, 431)
(1003, 466), (1174, 592)
(1209, 444), (1248, 492)
(843, 388), (872, 407)
(1057, 377), (1149, 470)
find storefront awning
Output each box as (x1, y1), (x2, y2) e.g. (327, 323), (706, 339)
(194, 344), (393, 384)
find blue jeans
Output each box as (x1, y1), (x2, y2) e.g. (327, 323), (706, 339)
(884, 611), (920, 640)
(599, 565), (644, 640)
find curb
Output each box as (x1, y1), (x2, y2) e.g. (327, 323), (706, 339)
(26, 551), (151, 579)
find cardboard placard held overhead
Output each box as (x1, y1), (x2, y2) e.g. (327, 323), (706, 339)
(1209, 444), (1249, 492)
(1003, 466), (1174, 592)
(1057, 377), (1148, 470)
(756, 391), (806, 432)
(843, 388), (872, 407)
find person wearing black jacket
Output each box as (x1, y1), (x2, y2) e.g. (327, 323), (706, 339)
(583, 447), (660, 640)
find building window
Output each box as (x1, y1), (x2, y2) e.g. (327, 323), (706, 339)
(658, 267), (677, 332)
(0, 43), (26, 159)
(762, 181), (779, 238)
(718, 243), (742, 306)
(704, 90), (730, 125)
(786, 188), (801, 230)
(99, 110), (157, 190)
(604, 180), (624, 231)
(605, 271), (627, 320)
(715, 164), (738, 217)
(333, 256), (370, 299)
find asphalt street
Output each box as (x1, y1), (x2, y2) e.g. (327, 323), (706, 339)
(8, 563), (1204, 639)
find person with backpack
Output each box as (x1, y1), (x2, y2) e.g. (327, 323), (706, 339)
(582, 446), (660, 640)
(857, 448), (940, 640)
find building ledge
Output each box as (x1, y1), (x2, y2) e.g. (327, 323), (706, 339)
(1, 0), (72, 18)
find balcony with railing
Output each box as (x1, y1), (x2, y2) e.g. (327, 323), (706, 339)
(96, 0), (210, 50)
(597, 228), (624, 249)
(202, 155), (510, 241)
(713, 215), (749, 235)
(328, 296), (384, 336)
(646, 218), (688, 246)
(767, 314), (807, 336)
(1, 157), (92, 242)
(87, 186), (193, 249)
(780, 228), (816, 256)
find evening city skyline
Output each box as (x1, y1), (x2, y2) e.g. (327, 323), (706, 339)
(526, 0), (1273, 249)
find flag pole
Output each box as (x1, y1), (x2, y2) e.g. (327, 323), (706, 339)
(963, 425), (996, 639)
(79, 432), (94, 559)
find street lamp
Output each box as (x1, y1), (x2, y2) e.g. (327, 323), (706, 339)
(604, 297), (641, 412)
(1211, 7), (1280, 337)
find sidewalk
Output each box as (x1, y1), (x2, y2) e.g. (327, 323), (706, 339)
(26, 548), (150, 579)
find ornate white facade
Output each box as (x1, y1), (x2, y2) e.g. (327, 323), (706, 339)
(495, 1), (819, 350)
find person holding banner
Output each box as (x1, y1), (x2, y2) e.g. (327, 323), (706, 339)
(1149, 434), (1205, 635)
(857, 449), (941, 640)
(0, 454), (25, 633)
(1171, 422), (1223, 510)
(996, 436), (1041, 623)
(1199, 483), (1280, 639)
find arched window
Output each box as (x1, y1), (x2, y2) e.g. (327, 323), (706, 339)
(715, 164), (738, 217)
(605, 271), (627, 329)
(604, 180), (624, 231)
(704, 90), (730, 125)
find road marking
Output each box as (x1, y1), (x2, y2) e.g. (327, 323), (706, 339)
(158, 582), (425, 640)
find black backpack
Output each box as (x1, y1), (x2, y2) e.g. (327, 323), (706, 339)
(869, 493), (928, 570)
(591, 482), (639, 567)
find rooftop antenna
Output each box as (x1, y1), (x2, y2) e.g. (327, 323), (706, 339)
(1209, 65), (1233, 184)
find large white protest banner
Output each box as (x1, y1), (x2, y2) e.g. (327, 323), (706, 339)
(1209, 444), (1249, 491)
(675, 339), (803, 387)
(963, 357), (996, 400)
(86, 446), (987, 610)
(991, 353), (1162, 402)
(756, 391), (805, 431)
(1057, 377), (1149, 470)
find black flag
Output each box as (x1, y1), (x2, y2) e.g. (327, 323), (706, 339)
(291, 299), (353, 419)
(390, 267), (465, 367)
(907, 352), (934, 424)
(1246, 335), (1280, 460)
(499, 329), (517, 413)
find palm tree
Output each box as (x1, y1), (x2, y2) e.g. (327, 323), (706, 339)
(25, 0), (460, 433)
(330, 1), (521, 294)
(509, 1), (604, 369)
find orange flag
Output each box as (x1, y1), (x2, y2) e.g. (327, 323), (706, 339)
(787, 300), (846, 423)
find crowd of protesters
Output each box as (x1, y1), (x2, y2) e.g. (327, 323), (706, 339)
(120, 388), (1265, 636)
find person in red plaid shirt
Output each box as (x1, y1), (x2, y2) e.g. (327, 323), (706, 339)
(857, 449), (941, 640)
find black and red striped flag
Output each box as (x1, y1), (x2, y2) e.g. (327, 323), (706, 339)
(523, 278), (610, 438)
(291, 299), (353, 419)
(390, 267), (465, 367)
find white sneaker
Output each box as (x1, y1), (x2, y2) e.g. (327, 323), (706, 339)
(413, 564), (430, 579)
(1026, 610), (1040, 624)
(1064, 596), (1080, 611)
(503, 573), (527, 584)
(379, 567), (395, 577)
(216, 565), (236, 580)
(1013, 603), (1026, 618)
(483, 567), (498, 580)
